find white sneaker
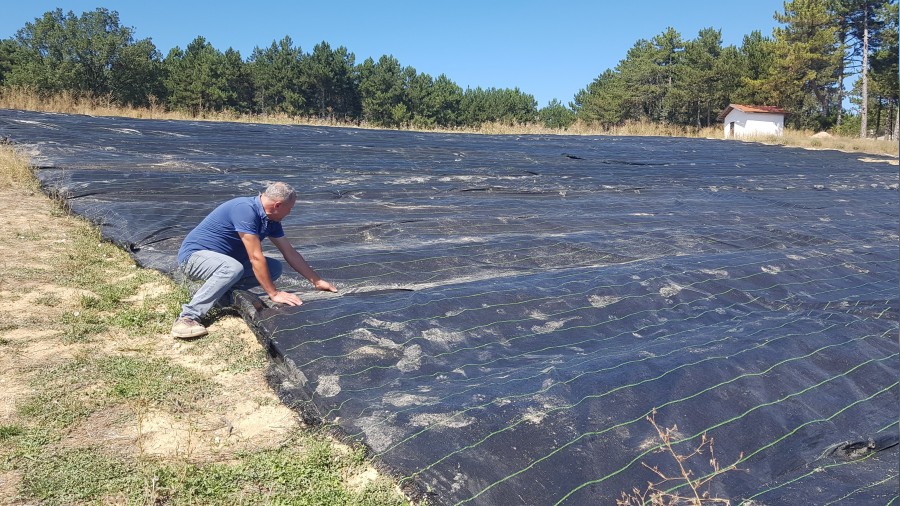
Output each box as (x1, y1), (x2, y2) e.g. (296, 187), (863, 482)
(171, 317), (208, 339)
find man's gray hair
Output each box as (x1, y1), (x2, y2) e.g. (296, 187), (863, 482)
(264, 182), (296, 202)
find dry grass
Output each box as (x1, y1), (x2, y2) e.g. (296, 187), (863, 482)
(450, 119), (715, 138)
(2, 89), (897, 157)
(0, 144), (38, 190)
(0, 87), (367, 128)
(749, 129), (899, 157)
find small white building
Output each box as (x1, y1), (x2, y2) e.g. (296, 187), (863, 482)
(717, 104), (786, 138)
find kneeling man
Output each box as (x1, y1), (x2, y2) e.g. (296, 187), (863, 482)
(172, 182), (336, 338)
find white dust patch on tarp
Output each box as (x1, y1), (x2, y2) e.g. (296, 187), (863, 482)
(396, 345), (423, 372)
(699, 269), (729, 278)
(409, 412), (474, 428)
(383, 392), (437, 407)
(356, 413), (406, 452)
(659, 282), (685, 298)
(422, 328), (467, 345)
(589, 295), (622, 308)
(363, 317), (406, 332)
(315, 375), (341, 397)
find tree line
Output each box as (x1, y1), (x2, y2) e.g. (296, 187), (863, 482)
(0, 8), (542, 129)
(0, 2), (897, 136)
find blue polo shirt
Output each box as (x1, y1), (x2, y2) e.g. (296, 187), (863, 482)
(178, 196), (285, 265)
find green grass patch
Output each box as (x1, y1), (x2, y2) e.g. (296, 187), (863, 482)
(149, 436), (406, 505)
(22, 436), (405, 505)
(80, 292), (119, 311)
(59, 264), (186, 339)
(107, 304), (159, 330)
(53, 230), (164, 297)
(34, 293), (63, 307)
(17, 354), (211, 430)
(0, 426), (58, 473)
(19, 447), (142, 506)
(187, 321), (268, 373)
(60, 308), (107, 342)
(54, 232), (112, 286)
(17, 389), (96, 430)
(0, 266), (51, 284)
(0, 424), (24, 440)
(109, 299), (181, 334)
(78, 277), (140, 311)
(227, 346), (269, 374)
(14, 228), (45, 240)
(97, 355), (216, 411)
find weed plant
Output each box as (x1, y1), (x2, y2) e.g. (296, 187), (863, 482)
(618, 410), (742, 505)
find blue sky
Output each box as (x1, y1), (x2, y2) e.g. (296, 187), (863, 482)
(1, 1), (786, 107)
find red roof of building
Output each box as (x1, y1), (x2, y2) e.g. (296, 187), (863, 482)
(717, 104), (786, 121)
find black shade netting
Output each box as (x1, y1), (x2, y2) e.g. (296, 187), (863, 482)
(1, 109), (897, 505)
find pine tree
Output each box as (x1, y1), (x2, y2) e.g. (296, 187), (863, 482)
(771, 0), (843, 129)
(357, 55), (409, 127)
(572, 69), (627, 127)
(303, 42), (357, 119)
(841, 0), (891, 137)
(249, 36), (305, 116)
(163, 36), (231, 114)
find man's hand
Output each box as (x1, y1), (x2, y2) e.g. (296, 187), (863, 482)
(314, 279), (338, 292)
(270, 290), (303, 306)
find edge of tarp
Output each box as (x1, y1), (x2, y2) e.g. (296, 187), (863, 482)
(231, 290), (435, 504)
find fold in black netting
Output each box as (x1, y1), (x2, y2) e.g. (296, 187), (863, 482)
(2, 109), (897, 505)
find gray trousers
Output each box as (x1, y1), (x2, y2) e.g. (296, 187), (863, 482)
(178, 250), (283, 320)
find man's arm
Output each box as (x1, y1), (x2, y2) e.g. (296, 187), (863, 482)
(270, 236), (337, 292)
(239, 232), (303, 305)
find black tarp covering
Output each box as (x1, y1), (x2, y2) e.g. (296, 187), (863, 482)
(2, 109), (898, 505)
